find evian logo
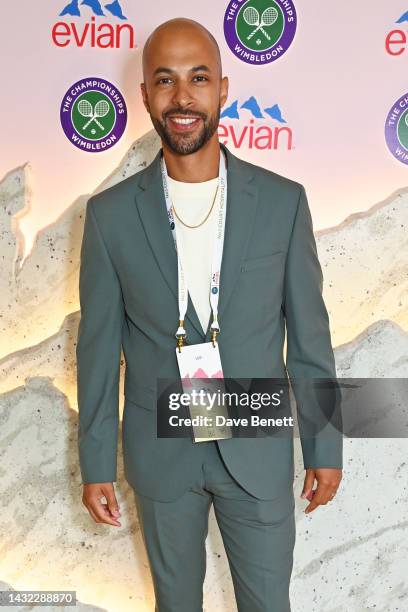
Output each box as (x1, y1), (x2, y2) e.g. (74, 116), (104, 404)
(385, 10), (408, 55)
(52, 0), (135, 49)
(218, 95), (292, 150)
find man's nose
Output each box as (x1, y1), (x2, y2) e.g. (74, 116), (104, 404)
(171, 81), (195, 108)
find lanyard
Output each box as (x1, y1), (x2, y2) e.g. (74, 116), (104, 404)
(160, 147), (228, 351)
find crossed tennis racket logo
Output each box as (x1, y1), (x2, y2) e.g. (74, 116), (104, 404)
(243, 5), (279, 41)
(77, 98), (110, 131)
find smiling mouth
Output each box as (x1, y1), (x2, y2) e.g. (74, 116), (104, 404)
(167, 115), (202, 132)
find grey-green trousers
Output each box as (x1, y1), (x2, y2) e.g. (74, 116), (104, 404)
(133, 440), (296, 612)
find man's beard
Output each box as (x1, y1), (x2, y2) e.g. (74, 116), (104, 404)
(151, 105), (221, 155)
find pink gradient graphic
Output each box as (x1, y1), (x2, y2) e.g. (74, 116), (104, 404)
(181, 368), (224, 387)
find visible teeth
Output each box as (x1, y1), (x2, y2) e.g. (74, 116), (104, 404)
(171, 117), (198, 124)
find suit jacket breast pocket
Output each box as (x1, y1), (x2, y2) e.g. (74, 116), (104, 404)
(239, 250), (286, 308)
(240, 250), (285, 272)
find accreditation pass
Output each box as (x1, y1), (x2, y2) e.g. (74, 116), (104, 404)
(176, 341), (232, 442)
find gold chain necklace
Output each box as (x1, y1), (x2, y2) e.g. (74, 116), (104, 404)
(171, 182), (219, 229)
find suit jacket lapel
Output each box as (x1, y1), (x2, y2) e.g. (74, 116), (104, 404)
(134, 142), (259, 342)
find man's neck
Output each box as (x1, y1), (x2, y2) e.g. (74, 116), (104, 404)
(162, 138), (221, 183)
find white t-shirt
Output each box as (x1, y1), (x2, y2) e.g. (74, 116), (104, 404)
(167, 174), (220, 335)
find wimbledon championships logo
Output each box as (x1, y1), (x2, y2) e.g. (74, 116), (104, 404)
(224, 0), (297, 65)
(60, 77), (127, 152)
(385, 92), (408, 164)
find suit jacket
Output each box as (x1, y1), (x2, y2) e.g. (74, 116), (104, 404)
(76, 141), (343, 501)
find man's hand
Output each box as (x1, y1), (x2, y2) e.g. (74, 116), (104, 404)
(82, 482), (121, 527)
(301, 468), (342, 514)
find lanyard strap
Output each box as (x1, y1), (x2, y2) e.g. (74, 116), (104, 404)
(160, 147), (228, 351)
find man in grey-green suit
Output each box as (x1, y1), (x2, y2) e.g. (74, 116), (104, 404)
(77, 18), (343, 612)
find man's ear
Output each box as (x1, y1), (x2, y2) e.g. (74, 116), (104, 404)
(140, 82), (150, 114)
(220, 75), (229, 108)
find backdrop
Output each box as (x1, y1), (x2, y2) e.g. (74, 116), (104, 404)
(1, 1), (407, 611)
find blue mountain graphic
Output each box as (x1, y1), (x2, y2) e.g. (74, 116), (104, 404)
(263, 104), (286, 123)
(60, 0), (80, 16)
(396, 11), (408, 23)
(105, 0), (127, 19)
(241, 96), (264, 118)
(221, 100), (240, 119)
(59, 0), (127, 19)
(81, 0), (105, 15)
(220, 96), (287, 123)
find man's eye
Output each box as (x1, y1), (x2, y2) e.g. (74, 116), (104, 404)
(156, 75), (208, 85)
